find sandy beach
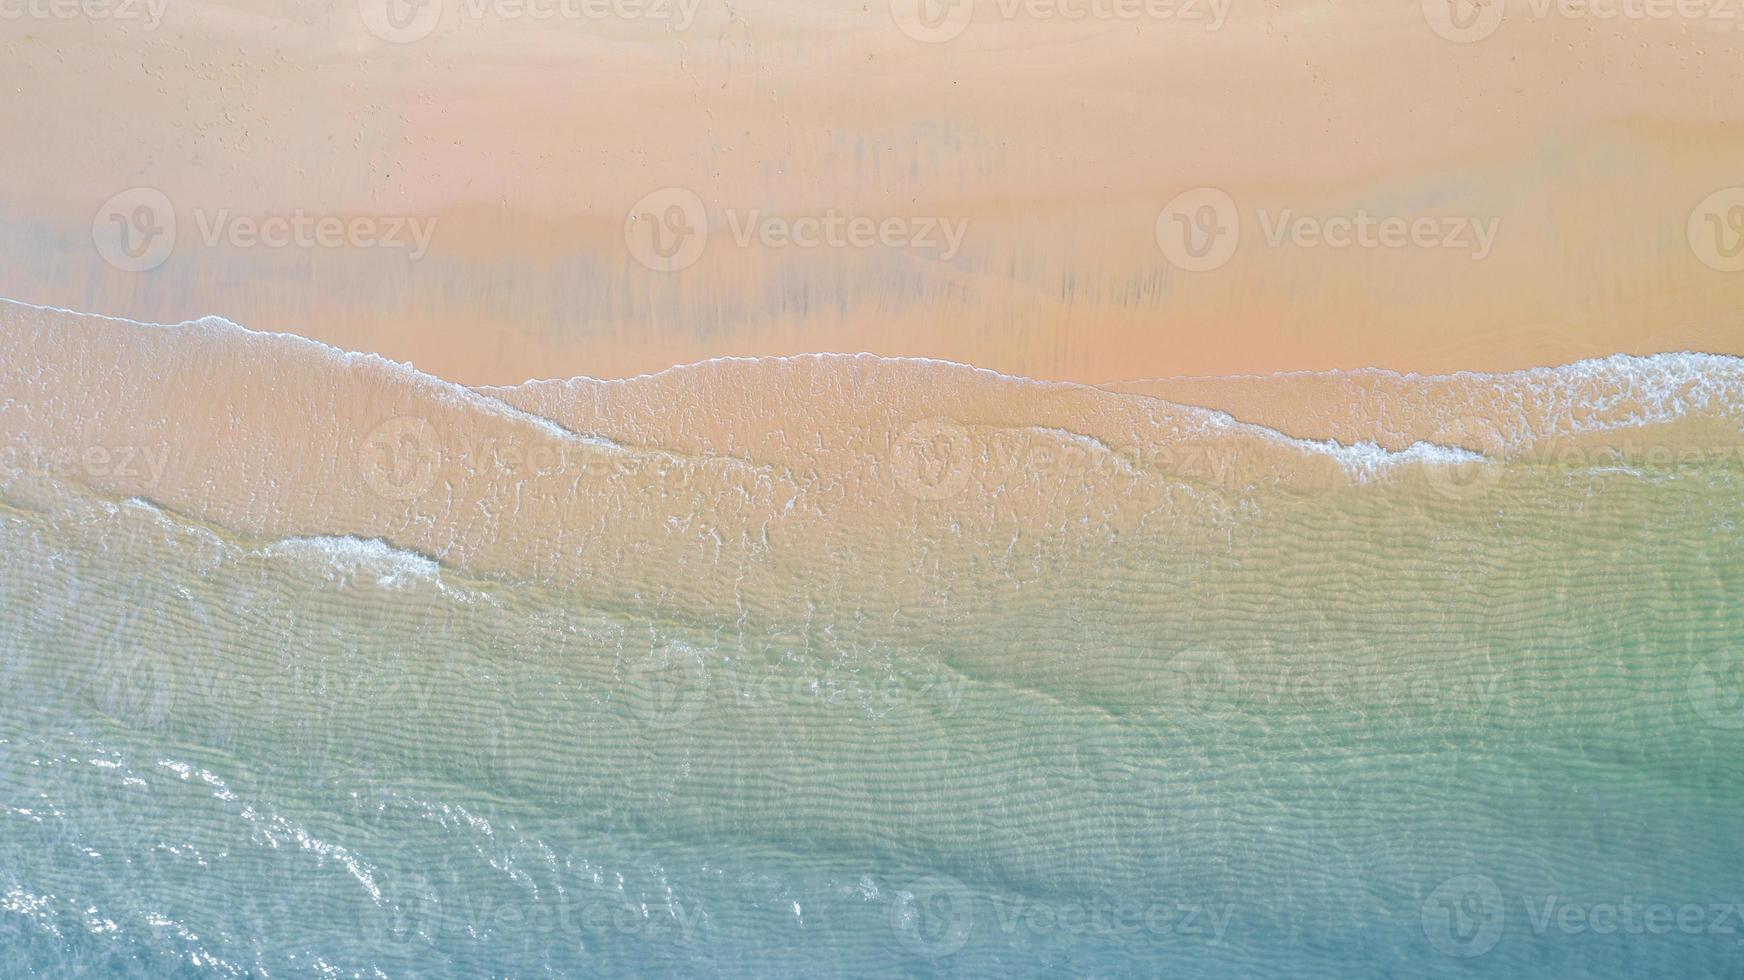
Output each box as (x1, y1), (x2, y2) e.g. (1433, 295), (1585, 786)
(5, 6), (1744, 977)
(2, 0), (1741, 385)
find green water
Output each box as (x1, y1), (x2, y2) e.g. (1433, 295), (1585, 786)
(2, 440), (1742, 977)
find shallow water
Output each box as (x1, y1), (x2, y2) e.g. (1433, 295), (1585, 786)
(2, 302), (1742, 977)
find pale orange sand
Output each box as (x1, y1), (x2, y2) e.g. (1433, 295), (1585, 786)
(2, 2), (1742, 384)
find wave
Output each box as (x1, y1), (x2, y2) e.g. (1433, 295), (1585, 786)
(4, 304), (1743, 979)
(8, 298), (1737, 478)
(2, 299), (626, 450)
(3, 297), (1740, 611)
(259, 535), (446, 589)
(1105, 351), (1744, 456)
(484, 348), (1744, 475)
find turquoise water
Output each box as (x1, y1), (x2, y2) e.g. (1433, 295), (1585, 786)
(2, 448), (1741, 977)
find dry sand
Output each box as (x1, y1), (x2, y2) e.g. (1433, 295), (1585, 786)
(1, 0), (1741, 384)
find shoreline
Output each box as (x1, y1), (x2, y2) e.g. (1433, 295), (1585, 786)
(5, 294), (1742, 393)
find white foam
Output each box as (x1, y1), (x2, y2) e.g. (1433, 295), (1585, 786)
(7, 296), (1739, 489)
(259, 535), (445, 591)
(1112, 351), (1744, 458)
(1306, 438), (1488, 480)
(0, 296), (630, 454)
